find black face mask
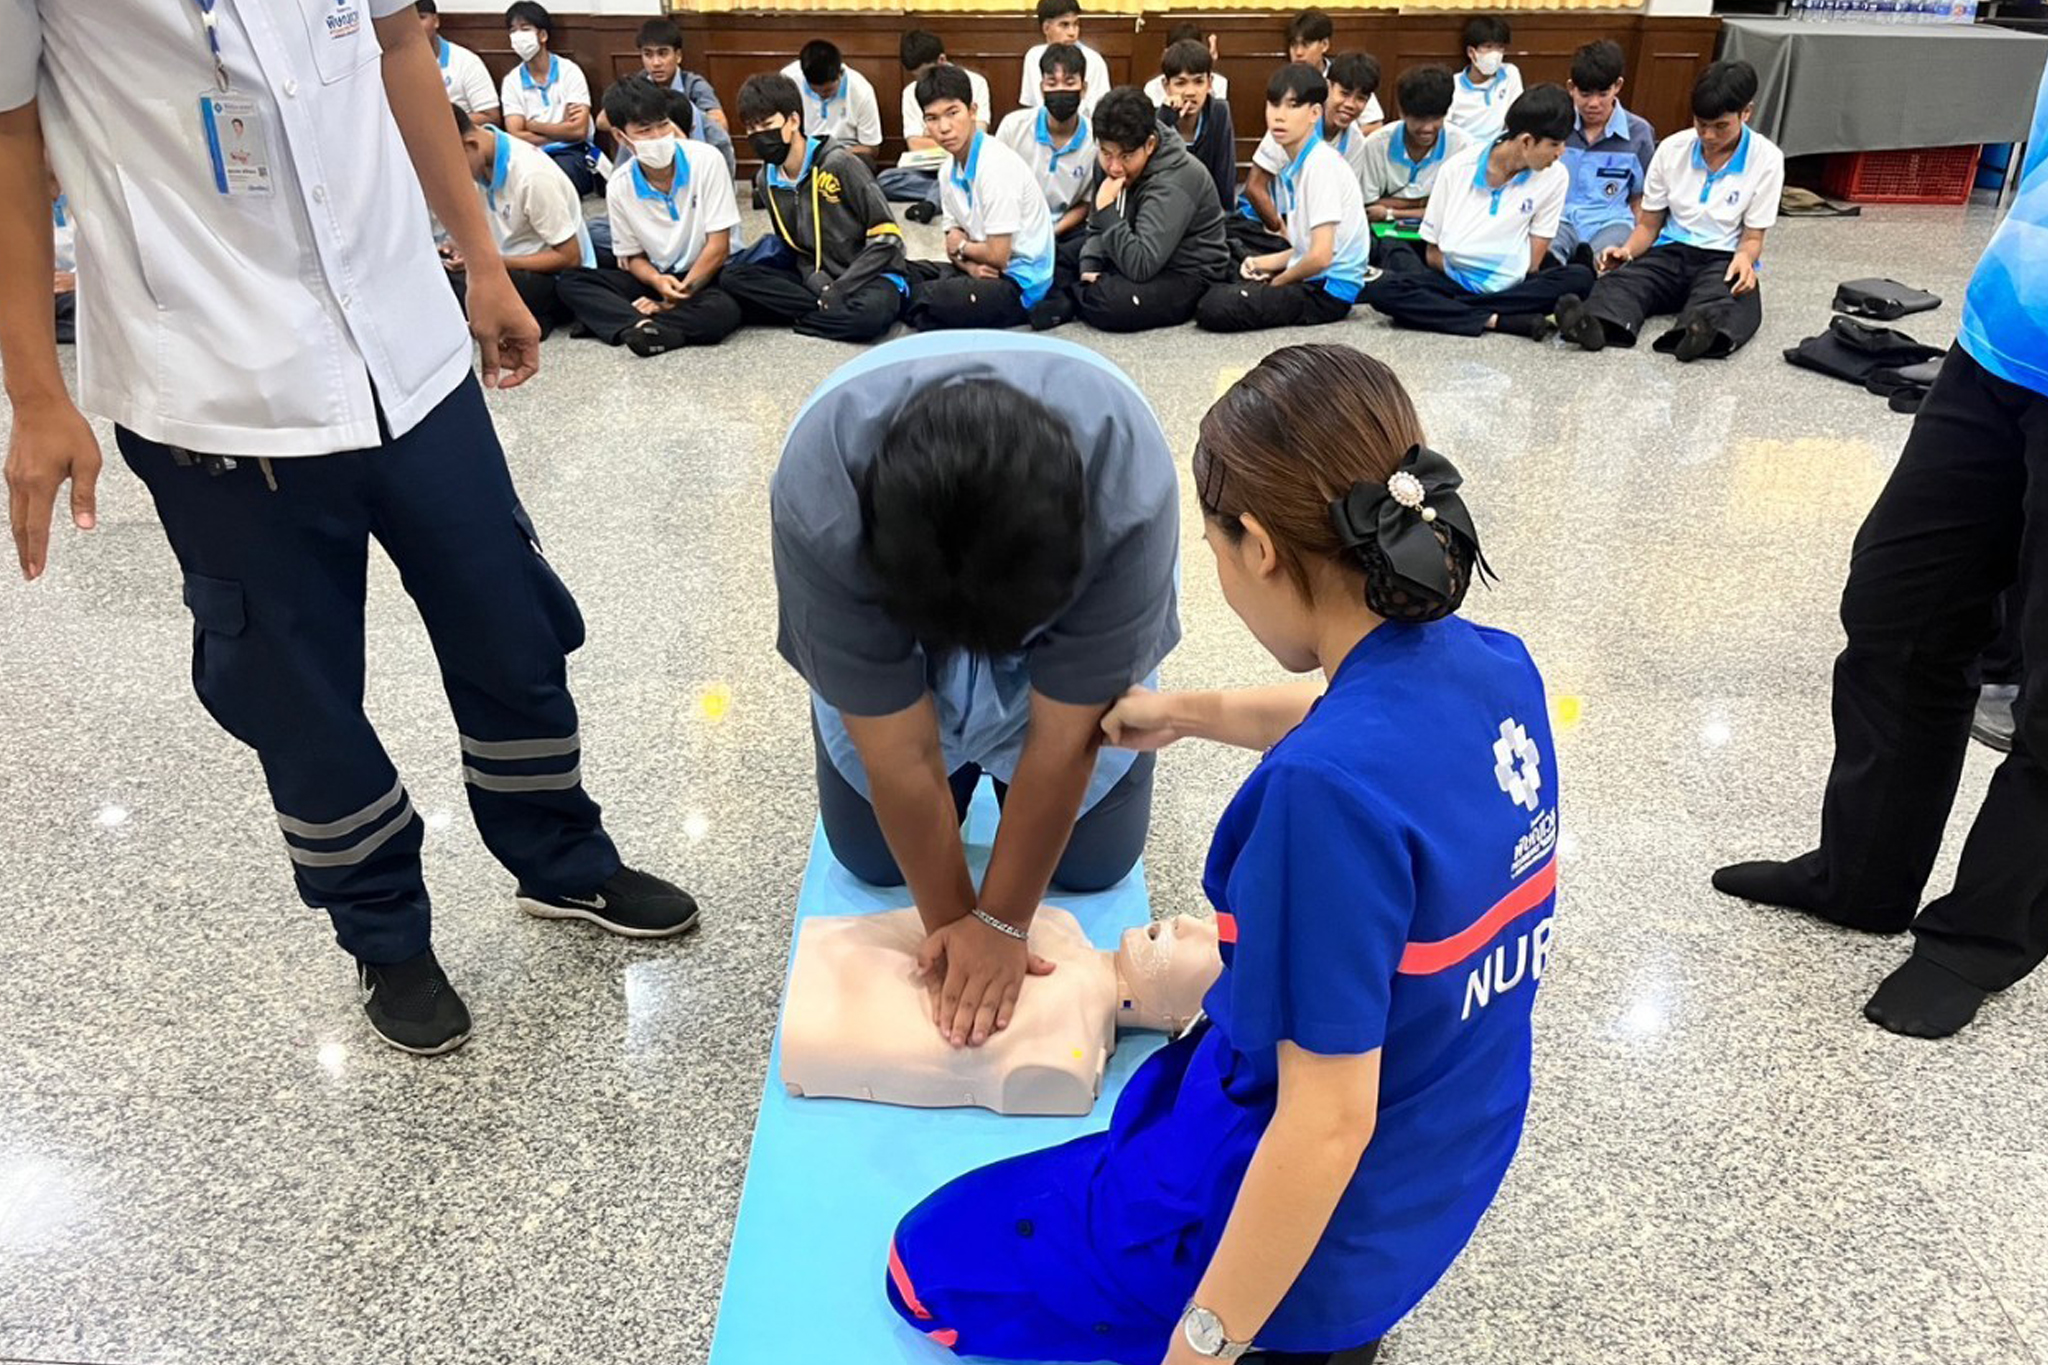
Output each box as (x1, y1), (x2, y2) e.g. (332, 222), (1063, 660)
(750, 129), (792, 165)
(1043, 91), (1082, 122)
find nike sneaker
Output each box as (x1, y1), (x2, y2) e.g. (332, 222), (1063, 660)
(515, 866), (701, 938)
(357, 949), (472, 1056)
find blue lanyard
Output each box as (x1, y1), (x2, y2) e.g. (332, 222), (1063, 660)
(191, 0), (229, 91)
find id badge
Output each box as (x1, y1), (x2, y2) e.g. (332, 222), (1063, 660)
(199, 93), (274, 197)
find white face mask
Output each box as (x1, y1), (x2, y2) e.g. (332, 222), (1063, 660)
(634, 135), (678, 171)
(1472, 49), (1504, 77)
(509, 29), (542, 61)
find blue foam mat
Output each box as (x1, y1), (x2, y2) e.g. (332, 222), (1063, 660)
(709, 788), (1162, 1365)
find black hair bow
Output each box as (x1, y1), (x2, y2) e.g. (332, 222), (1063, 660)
(1328, 444), (1494, 609)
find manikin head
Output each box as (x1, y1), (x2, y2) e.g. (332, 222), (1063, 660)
(1691, 59), (1758, 160)
(1115, 916), (1222, 1032)
(1568, 39), (1626, 133)
(1397, 65), (1453, 154)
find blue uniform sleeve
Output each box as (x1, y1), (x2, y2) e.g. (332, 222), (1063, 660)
(1224, 758), (1414, 1057)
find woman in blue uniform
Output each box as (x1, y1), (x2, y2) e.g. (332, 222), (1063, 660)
(883, 344), (1560, 1364)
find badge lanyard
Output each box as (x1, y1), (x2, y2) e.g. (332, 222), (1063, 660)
(190, 0), (274, 197)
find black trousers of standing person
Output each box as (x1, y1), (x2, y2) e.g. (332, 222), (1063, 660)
(1982, 585), (2026, 686)
(905, 261), (1032, 331)
(720, 259), (905, 343)
(555, 267), (743, 348)
(1196, 277), (1354, 333)
(1773, 350), (2048, 989)
(1578, 242), (1763, 358)
(1077, 270), (1210, 333)
(54, 290), (74, 344)
(1365, 263), (1594, 337)
(448, 266), (569, 337)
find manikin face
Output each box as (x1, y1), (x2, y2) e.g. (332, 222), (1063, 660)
(1326, 79), (1370, 131)
(1117, 916), (1222, 1031)
(1042, 12), (1082, 44)
(1266, 92), (1321, 149)
(641, 44), (681, 86)
(1203, 515), (1321, 674)
(923, 96), (978, 158)
(1570, 79), (1621, 132)
(1695, 107), (1751, 159)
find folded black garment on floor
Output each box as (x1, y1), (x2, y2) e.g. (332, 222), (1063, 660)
(1833, 277), (1942, 321)
(1867, 357), (1947, 413)
(1785, 317), (1946, 402)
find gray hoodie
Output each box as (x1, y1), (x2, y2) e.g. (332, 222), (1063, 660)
(1078, 127), (1231, 285)
(754, 136), (907, 298)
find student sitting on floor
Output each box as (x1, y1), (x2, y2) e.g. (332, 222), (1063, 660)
(1362, 85), (1594, 339)
(418, 1), (499, 125)
(722, 73), (909, 344)
(882, 30), (991, 214)
(781, 40), (885, 165)
(1232, 52), (1378, 260)
(1074, 87), (1232, 333)
(1447, 16), (1523, 145)
(1144, 23), (1229, 105)
(49, 170), (73, 345)
(1019, 0), (1112, 117)
(557, 79), (742, 355)
(1359, 66), (1472, 228)
(445, 103), (593, 339)
(500, 2), (597, 195)
(1555, 59), (1784, 362)
(906, 66), (1058, 332)
(599, 17), (735, 176)
(1198, 64), (1370, 333)
(1153, 38), (1239, 216)
(1554, 39), (1656, 268)
(996, 44), (1098, 319)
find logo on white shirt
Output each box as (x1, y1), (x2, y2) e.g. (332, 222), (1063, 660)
(1493, 717), (1542, 812)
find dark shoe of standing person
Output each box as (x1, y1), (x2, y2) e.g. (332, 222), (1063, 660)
(517, 865), (701, 938)
(358, 948), (472, 1056)
(1971, 683), (2019, 752)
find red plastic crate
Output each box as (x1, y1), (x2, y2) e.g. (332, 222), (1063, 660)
(1822, 145), (1982, 204)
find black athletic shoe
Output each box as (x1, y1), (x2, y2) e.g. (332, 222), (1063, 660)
(1556, 293), (1605, 352)
(517, 865), (701, 938)
(1672, 316), (1718, 363)
(1972, 683), (2019, 752)
(904, 200), (939, 225)
(624, 320), (670, 357)
(357, 949), (472, 1056)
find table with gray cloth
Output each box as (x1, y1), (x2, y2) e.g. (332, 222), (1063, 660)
(1719, 17), (2048, 157)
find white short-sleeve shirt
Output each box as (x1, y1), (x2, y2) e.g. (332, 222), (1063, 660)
(1421, 143), (1568, 294)
(501, 52), (593, 142)
(1274, 135), (1371, 300)
(1447, 63), (1524, 144)
(1358, 121), (1473, 202)
(2, 0), (472, 457)
(1255, 116), (1372, 192)
(1143, 71), (1228, 104)
(994, 107), (1097, 213)
(437, 36), (498, 114)
(938, 129), (1056, 305)
(1644, 125), (1786, 253)
(782, 61), (885, 147)
(1018, 40), (1111, 115)
(481, 127), (588, 262)
(902, 66), (991, 139)
(605, 139), (741, 275)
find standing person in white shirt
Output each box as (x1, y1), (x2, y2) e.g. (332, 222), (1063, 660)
(996, 43), (1097, 317)
(781, 40), (883, 165)
(1018, 0), (1112, 118)
(447, 103), (592, 336)
(0, 0), (702, 1058)
(881, 29), (989, 214)
(558, 78), (742, 355)
(1362, 85), (1595, 338)
(1556, 60), (1785, 363)
(500, 1), (595, 194)
(416, 0), (497, 125)
(906, 66), (1056, 331)
(1447, 16), (1522, 145)
(1198, 64), (1369, 332)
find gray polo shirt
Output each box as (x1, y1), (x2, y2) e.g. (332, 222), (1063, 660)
(772, 332), (1181, 807)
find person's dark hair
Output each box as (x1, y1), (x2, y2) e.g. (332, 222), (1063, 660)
(737, 72), (803, 126)
(665, 85), (698, 136)
(505, 2), (551, 37)
(1503, 83), (1573, 142)
(451, 101), (474, 135)
(1037, 0), (1082, 23)
(1461, 16), (1510, 50)
(1196, 345), (1479, 621)
(1396, 64), (1454, 119)
(901, 29), (946, 71)
(415, 0), (438, 15)
(1093, 87), (1158, 152)
(1327, 51), (1380, 98)
(1267, 62), (1329, 109)
(1570, 39), (1625, 93)
(636, 17), (683, 50)
(1692, 59), (1758, 119)
(1160, 37), (1212, 80)
(916, 62), (975, 111)
(1166, 21), (1206, 46)
(1286, 8), (1333, 45)
(604, 74), (674, 132)
(1040, 41), (1087, 81)
(861, 380), (1088, 656)
(799, 39), (844, 87)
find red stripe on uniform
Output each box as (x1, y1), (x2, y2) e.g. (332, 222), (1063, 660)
(1397, 859), (1557, 976)
(888, 1239), (932, 1321)
(1215, 912), (1238, 945)
(928, 1329), (961, 1348)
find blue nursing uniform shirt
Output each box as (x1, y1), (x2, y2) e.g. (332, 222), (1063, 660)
(1961, 64), (2048, 399)
(1199, 617), (1559, 1346)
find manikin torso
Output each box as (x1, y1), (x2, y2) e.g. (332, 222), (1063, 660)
(781, 907), (1222, 1117)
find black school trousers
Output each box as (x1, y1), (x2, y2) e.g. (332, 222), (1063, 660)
(1579, 241), (1763, 358)
(555, 267), (743, 347)
(1077, 270), (1211, 333)
(1364, 263), (1594, 338)
(1195, 277), (1353, 333)
(1781, 349), (2048, 989)
(721, 259), (905, 343)
(905, 261), (1032, 331)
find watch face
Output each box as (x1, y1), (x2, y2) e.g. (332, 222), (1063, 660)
(1184, 1306), (1227, 1355)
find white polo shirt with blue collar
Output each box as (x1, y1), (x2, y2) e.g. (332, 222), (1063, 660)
(1644, 124), (1785, 253)
(994, 107), (1097, 214)
(1359, 120), (1473, 203)
(1447, 62), (1524, 144)
(781, 60), (885, 147)
(1423, 141), (1568, 294)
(480, 127), (593, 265)
(1254, 115), (1373, 192)
(939, 129), (1056, 306)
(437, 36), (498, 115)
(500, 52), (593, 144)
(1275, 135), (1371, 302)
(605, 139), (740, 275)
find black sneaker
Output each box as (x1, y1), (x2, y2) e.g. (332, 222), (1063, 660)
(624, 320), (671, 357)
(357, 949), (472, 1056)
(904, 200), (939, 225)
(516, 865), (701, 938)
(1556, 294), (1605, 352)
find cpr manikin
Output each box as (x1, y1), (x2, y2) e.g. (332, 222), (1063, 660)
(781, 909), (1222, 1117)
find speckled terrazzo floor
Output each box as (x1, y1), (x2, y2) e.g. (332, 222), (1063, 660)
(3, 198), (2043, 1365)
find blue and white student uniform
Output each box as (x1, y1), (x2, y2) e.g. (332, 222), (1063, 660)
(1554, 103), (1655, 262)
(3, 0), (622, 965)
(435, 35), (498, 116)
(1359, 120), (1472, 207)
(1277, 135), (1371, 302)
(779, 59), (885, 148)
(1423, 141), (1569, 294)
(1644, 123), (1785, 252)
(480, 126), (596, 267)
(938, 130), (1057, 307)
(1447, 62), (1524, 143)
(995, 107), (1098, 217)
(887, 616), (1560, 1362)
(500, 52), (596, 188)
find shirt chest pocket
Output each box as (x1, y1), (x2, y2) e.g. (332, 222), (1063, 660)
(295, 0), (381, 85)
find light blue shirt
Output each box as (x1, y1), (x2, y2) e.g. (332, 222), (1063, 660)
(1961, 64), (2048, 398)
(1560, 104), (1655, 239)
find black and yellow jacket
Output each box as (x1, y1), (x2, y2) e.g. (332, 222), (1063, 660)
(755, 136), (907, 297)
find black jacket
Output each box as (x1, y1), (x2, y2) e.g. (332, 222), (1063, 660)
(1156, 95), (1238, 215)
(754, 136), (906, 297)
(1079, 127), (1232, 284)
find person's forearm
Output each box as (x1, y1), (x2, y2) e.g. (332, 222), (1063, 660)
(679, 236), (728, 293)
(1247, 174), (1280, 230)
(623, 255), (664, 289)
(1735, 226), (1766, 266)
(524, 113), (588, 141)
(960, 234), (1013, 270)
(1424, 243), (1445, 274)
(0, 106), (65, 408)
(1055, 203), (1088, 237)
(1527, 237), (1549, 274)
(1172, 682), (1323, 751)
(1618, 211), (1661, 260)
(377, 17), (509, 282)
(866, 748), (979, 933)
(471, 107), (502, 128)
(1269, 246), (1330, 289)
(977, 727), (1098, 928)
(501, 242), (579, 274)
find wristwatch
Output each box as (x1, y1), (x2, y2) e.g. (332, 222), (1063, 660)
(1180, 1303), (1253, 1361)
